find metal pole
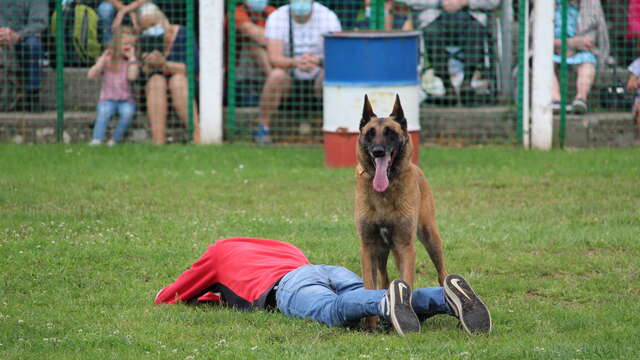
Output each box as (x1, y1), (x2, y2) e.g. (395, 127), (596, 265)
(517, 0), (530, 147)
(370, 0), (384, 30)
(55, 1), (65, 143)
(199, 0), (224, 144)
(226, 0), (237, 140)
(186, 0), (195, 142)
(559, 0), (568, 148)
(531, 0), (555, 150)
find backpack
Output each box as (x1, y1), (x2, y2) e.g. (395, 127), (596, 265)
(50, 1), (101, 67)
(0, 46), (19, 112)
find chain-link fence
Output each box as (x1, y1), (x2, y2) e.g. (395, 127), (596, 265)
(0, 0), (638, 147)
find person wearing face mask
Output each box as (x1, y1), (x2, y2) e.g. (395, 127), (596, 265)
(137, 2), (200, 145)
(254, 0), (342, 145)
(226, 0), (277, 106)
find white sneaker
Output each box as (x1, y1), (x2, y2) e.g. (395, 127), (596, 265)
(107, 139), (116, 147)
(89, 139), (102, 146)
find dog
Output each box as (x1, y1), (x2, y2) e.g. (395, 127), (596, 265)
(355, 94), (447, 329)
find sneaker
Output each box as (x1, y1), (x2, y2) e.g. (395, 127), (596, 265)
(252, 124), (272, 145)
(381, 279), (421, 336)
(107, 139), (116, 147)
(444, 274), (492, 334)
(572, 98), (588, 115)
(89, 139), (102, 146)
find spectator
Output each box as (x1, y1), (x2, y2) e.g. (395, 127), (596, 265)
(0, 0), (48, 112)
(256, 0), (342, 144)
(228, 0), (277, 106)
(97, 0), (150, 46)
(137, 2), (200, 145)
(548, 0), (610, 115)
(154, 237), (492, 335)
(87, 26), (139, 146)
(626, 51), (640, 136)
(401, 0), (499, 103)
(353, 0), (413, 31)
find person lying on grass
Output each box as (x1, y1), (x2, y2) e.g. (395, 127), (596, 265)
(154, 237), (491, 335)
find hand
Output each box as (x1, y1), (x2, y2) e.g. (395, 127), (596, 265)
(569, 36), (594, 51)
(142, 50), (166, 69)
(295, 54), (320, 73)
(99, 49), (113, 64)
(112, 9), (128, 30)
(123, 45), (137, 61)
(442, 0), (468, 13)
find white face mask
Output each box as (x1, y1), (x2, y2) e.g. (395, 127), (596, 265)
(143, 24), (165, 37)
(290, 0), (313, 17)
(245, 0), (268, 12)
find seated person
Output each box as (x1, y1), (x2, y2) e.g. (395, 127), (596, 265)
(548, 0), (609, 115)
(0, 0), (48, 112)
(227, 0), (277, 106)
(353, 0), (413, 31)
(256, 0), (342, 144)
(155, 237), (492, 335)
(402, 0), (499, 102)
(97, 0), (151, 46)
(137, 2), (200, 144)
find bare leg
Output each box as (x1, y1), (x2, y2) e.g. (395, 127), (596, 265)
(313, 70), (324, 98)
(169, 73), (200, 144)
(247, 45), (272, 77)
(258, 68), (292, 127)
(575, 62), (596, 100)
(551, 70), (561, 102)
(146, 74), (168, 145)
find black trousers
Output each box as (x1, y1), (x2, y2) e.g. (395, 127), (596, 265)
(422, 11), (489, 88)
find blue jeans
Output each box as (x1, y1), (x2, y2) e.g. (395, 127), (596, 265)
(92, 100), (136, 142)
(97, 1), (116, 46)
(15, 37), (43, 93)
(276, 265), (452, 327)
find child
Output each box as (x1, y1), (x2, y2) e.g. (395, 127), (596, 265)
(88, 26), (139, 146)
(627, 56), (640, 136)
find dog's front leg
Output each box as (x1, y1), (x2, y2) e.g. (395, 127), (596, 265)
(359, 245), (379, 331)
(393, 242), (417, 288)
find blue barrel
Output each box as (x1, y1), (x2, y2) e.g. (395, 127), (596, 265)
(322, 31), (422, 167)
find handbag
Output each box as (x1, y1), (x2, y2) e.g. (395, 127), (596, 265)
(598, 67), (635, 111)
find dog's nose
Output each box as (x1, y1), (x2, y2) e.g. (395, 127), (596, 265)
(371, 145), (386, 158)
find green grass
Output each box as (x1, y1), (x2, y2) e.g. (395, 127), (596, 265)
(1, 144), (639, 359)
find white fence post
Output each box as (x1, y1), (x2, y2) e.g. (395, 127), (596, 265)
(530, 0), (555, 150)
(199, 0), (224, 144)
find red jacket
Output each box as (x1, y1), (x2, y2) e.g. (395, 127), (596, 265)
(154, 238), (311, 309)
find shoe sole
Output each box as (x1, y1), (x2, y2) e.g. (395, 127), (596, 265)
(444, 275), (492, 334)
(388, 280), (420, 336)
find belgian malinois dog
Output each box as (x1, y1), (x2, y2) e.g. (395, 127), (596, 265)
(355, 94), (447, 329)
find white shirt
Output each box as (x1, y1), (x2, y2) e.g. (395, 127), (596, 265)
(265, 2), (342, 79)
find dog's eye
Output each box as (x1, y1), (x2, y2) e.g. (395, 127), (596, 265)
(365, 128), (375, 139)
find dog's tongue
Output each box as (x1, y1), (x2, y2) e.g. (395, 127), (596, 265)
(373, 155), (390, 192)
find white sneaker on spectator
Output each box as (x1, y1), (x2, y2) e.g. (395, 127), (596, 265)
(107, 139), (116, 147)
(89, 139), (102, 146)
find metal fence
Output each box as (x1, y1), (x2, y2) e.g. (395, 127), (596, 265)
(0, 0), (638, 147)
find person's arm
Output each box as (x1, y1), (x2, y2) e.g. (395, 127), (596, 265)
(627, 75), (639, 93)
(238, 21), (269, 46)
(87, 51), (111, 79)
(267, 38), (299, 69)
(16, 0), (49, 40)
(125, 46), (139, 81)
(398, 0), (443, 10)
(106, 0), (127, 10)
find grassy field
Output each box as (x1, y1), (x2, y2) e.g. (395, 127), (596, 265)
(0, 144), (638, 359)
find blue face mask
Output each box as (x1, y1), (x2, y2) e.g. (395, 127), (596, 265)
(245, 0), (268, 12)
(142, 24), (165, 37)
(290, 0), (312, 17)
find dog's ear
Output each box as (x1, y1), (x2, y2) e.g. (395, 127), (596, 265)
(360, 94), (377, 130)
(390, 94), (407, 132)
